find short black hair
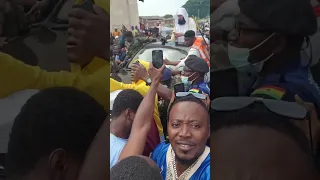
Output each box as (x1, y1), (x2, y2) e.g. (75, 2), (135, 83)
(6, 87), (106, 178)
(184, 30), (196, 38)
(168, 95), (208, 120)
(111, 90), (143, 118)
(211, 103), (314, 159)
(110, 156), (162, 180)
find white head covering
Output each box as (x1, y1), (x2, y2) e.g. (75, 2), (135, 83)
(174, 7), (190, 43)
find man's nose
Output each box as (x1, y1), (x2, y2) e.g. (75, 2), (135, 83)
(178, 124), (191, 138)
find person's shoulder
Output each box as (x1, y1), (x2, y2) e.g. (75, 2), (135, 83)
(188, 48), (200, 56)
(151, 142), (169, 160)
(154, 141), (170, 152)
(110, 134), (127, 146)
(109, 134), (127, 157)
(195, 153), (210, 180)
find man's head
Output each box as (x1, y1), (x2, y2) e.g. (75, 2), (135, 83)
(167, 95), (210, 163)
(161, 68), (173, 88)
(5, 87), (106, 180)
(111, 90), (143, 136)
(113, 45), (121, 55)
(184, 30), (196, 46)
(176, 8), (188, 25)
(114, 27), (118, 32)
(181, 55), (209, 85)
(124, 31), (133, 43)
(110, 156), (162, 180)
(228, 0), (317, 73)
(211, 103), (319, 179)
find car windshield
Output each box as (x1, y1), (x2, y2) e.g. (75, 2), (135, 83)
(128, 47), (187, 68)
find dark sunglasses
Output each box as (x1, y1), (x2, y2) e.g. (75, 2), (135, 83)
(211, 96), (307, 119)
(211, 97), (314, 149)
(176, 92), (207, 100)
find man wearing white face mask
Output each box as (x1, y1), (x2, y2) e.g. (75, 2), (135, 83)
(181, 55), (210, 95)
(228, 0), (320, 115)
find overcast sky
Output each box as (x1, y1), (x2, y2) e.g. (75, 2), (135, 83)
(138, 0), (188, 16)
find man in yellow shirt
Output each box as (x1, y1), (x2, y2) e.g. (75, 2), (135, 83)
(0, 52), (109, 111)
(0, 1), (110, 111)
(111, 60), (172, 139)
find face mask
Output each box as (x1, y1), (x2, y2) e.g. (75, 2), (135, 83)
(181, 72), (197, 86)
(228, 33), (276, 71)
(181, 75), (190, 85)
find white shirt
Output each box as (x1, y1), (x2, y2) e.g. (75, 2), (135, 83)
(172, 48), (200, 71)
(173, 47), (210, 83)
(110, 133), (127, 168)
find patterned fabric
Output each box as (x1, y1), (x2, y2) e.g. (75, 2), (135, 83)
(251, 85), (286, 100)
(252, 64), (320, 115)
(189, 81), (210, 95)
(151, 142), (210, 180)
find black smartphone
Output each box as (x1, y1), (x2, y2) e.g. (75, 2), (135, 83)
(73, 0), (95, 13)
(174, 83), (185, 93)
(152, 50), (163, 69)
(210, 67), (239, 100)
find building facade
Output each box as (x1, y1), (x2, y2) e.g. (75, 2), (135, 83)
(139, 16), (174, 28)
(110, 0), (140, 31)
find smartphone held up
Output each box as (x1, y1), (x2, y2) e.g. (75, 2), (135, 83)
(152, 50), (163, 69)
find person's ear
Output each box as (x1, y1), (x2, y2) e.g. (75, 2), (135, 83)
(48, 149), (67, 180)
(124, 109), (134, 121)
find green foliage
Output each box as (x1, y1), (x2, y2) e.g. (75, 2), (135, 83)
(164, 14), (173, 19)
(182, 0), (210, 19)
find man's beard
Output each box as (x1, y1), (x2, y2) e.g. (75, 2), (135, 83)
(178, 18), (186, 25)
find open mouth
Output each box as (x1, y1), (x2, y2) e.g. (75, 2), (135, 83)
(177, 142), (195, 151)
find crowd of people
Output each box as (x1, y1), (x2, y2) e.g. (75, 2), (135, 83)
(2, 0), (320, 179)
(0, 0), (111, 180)
(109, 6), (211, 180)
(210, 0), (320, 179)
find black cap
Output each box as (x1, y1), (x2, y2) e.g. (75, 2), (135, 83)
(239, 0), (317, 36)
(184, 30), (196, 38)
(185, 55), (209, 73)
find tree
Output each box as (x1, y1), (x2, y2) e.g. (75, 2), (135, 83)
(182, 0), (210, 19)
(163, 14), (173, 19)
